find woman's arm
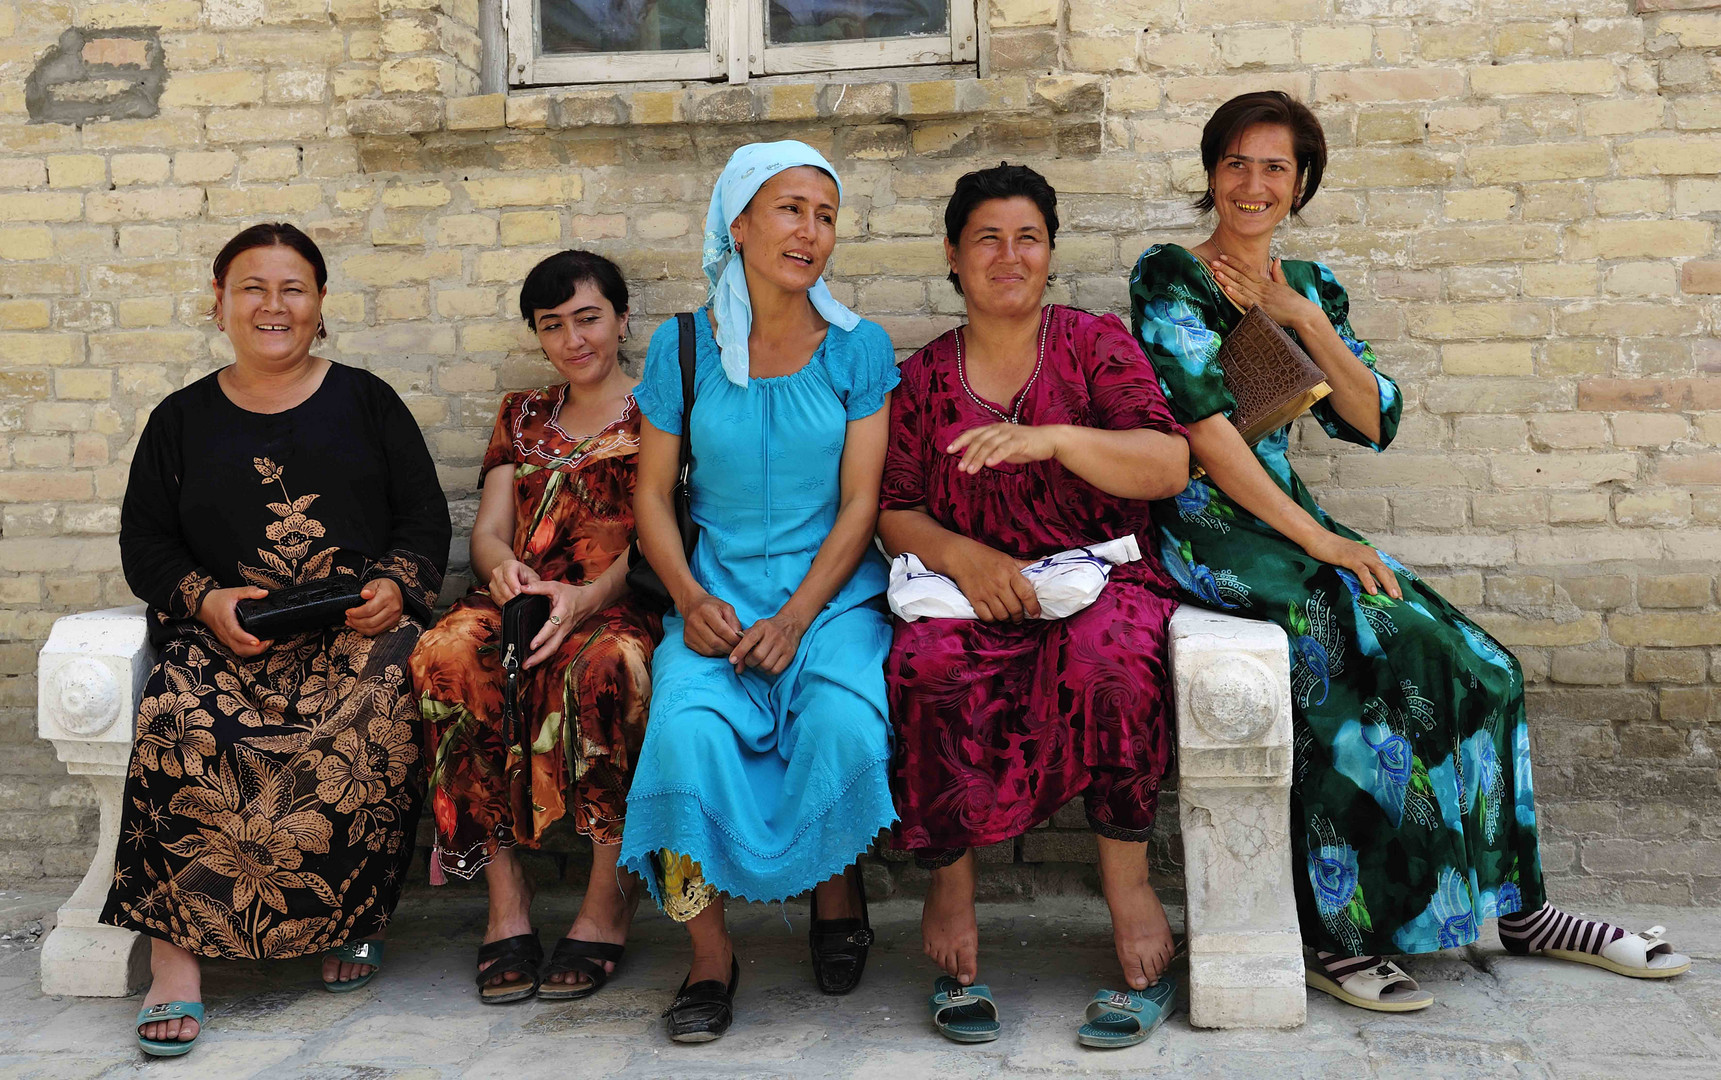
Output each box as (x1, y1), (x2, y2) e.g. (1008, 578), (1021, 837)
(1189, 414), (1400, 598)
(729, 400), (893, 674)
(635, 417), (743, 656)
(947, 423), (1188, 501)
(470, 463), (538, 603)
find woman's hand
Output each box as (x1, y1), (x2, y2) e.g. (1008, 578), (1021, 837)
(947, 423), (1061, 475)
(947, 540), (1040, 623)
(196, 586), (274, 657)
(519, 579), (604, 669)
(681, 592), (744, 658)
(1209, 256), (1323, 330)
(488, 558), (540, 605)
(729, 609), (807, 676)
(1300, 531), (1402, 600)
(346, 577), (404, 636)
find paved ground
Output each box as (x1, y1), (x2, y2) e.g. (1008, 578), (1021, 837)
(1, 883), (1717, 1078)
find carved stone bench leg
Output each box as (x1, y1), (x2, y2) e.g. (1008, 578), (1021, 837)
(1170, 606), (1306, 1029)
(36, 606), (154, 997)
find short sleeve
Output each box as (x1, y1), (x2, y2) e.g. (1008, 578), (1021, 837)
(1081, 311), (1189, 441)
(633, 315), (686, 434)
(832, 319), (901, 421)
(1128, 245), (1236, 427)
(879, 352), (930, 513)
(1302, 262), (1403, 452)
(479, 392), (523, 480)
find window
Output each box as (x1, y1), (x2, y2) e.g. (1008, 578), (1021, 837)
(505, 1), (977, 86)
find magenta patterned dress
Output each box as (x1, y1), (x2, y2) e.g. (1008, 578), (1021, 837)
(882, 305), (1189, 857)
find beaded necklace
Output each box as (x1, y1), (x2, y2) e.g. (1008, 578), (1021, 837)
(954, 305), (1051, 425)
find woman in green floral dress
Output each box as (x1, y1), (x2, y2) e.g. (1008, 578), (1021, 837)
(1130, 92), (1691, 1012)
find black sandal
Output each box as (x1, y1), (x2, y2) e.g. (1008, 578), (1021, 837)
(537, 938), (624, 1001)
(664, 956), (740, 1043)
(809, 867), (873, 995)
(475, 931), (543, 1005)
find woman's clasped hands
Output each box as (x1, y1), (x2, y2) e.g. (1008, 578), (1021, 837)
(681, 592), (807, 677)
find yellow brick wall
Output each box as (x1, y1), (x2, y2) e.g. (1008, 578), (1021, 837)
(0, 0), (1717, 899)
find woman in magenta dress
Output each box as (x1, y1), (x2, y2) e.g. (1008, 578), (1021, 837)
(879, 164), (1191, 1036)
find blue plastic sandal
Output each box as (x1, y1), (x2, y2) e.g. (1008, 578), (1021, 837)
(1077, 975), (1183, 1049)
(136, 1000), (204, 1057)
(929, 976), (1001, 1043)
(324, 938), (384, 993)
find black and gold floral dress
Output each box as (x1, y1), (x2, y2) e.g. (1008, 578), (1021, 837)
(99, 362), (451, 960)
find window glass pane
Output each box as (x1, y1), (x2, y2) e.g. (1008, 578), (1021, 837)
(539, 0), (707, 54)
(767, 1), (946, 46)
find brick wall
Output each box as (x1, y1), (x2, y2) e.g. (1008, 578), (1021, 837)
(0, 1), (1717, 904)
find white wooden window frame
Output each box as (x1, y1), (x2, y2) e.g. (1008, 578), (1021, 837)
(505, 1), (975, 87)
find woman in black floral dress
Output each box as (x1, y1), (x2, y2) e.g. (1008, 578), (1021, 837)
(100, 224), (450, 1056)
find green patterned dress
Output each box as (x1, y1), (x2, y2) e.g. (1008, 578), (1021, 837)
(1129, 243), (1545, 956)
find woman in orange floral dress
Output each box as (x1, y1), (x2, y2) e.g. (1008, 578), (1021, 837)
(410, 251), (660, 1004)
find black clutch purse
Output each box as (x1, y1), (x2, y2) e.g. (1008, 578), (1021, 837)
(235, 578), (366, 638)
(500, 592), (551, 821)
(626, 311), (699, 613)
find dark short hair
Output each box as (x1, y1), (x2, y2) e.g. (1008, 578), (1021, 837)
(519, 249), (629, 325)
(943, 162), (1059, 296)
(210, 222), (329, 338)
(1195, 91), (1327, 217)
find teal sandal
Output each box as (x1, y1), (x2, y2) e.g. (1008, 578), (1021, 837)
(1077, 975), (1183, 1049)
(324, 938), (384, 993)
(929, 976), (1001, 1043)
(136, 1001), (204, 1057)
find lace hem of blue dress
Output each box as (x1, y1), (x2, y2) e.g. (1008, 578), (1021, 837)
(618, 750), (896, 907)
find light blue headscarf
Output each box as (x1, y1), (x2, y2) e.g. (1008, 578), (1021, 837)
(702, 140), (861, 387)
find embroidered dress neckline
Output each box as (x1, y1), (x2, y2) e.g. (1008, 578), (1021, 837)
(545, 383), (638, 443)
(513, 385), (640, 470)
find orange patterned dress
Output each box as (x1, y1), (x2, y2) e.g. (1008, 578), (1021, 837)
(410, 385), (659, 881)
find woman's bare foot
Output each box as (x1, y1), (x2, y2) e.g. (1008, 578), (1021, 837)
(922, 850), (980, 986)
(139, 939), (201, 1044)
(548, 840), (641, 988)
(1097, 836), (1175, 990)
(478, 846), (535, 988)
(321, 929), (386, 986)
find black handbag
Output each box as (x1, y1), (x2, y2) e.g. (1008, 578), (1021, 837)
(500, 592), (551, 818)
(235, 578), (366, 638)
(625, 311), (699, 613)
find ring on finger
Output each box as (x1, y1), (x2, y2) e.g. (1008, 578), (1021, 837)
(548, 614), (562, 625)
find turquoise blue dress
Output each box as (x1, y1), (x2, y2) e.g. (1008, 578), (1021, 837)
(618, 309), (901, 906)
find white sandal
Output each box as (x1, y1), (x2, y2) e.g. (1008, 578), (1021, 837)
(1543, 925), (1691, 979)
(1306, 958), (1434, 1013)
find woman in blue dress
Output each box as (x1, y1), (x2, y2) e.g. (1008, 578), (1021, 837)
(620, 141), (899, 1042)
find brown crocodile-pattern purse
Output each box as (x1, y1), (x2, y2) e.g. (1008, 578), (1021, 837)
(1194, 304), (1332, 478)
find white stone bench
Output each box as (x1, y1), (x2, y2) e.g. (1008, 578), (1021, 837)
(37, 603), (1303, 1028)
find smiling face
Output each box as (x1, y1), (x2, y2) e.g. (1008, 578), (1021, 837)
(532, 279), (629, 390)
(213, 245), (326, 368)
(1209, 122), (1302, 243)
(945, 195), (1052, 320)
(729, 165), (839, 297)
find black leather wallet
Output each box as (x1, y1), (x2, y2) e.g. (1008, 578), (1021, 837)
(500, 593), (551, 819)
(235, 578), (366, 639)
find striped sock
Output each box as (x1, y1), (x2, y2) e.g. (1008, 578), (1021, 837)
(1315, 951), (1389, 982)
(1497, 902), (1625, 956)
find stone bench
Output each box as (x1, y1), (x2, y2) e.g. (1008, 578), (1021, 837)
(36, 603), (1303, 1028)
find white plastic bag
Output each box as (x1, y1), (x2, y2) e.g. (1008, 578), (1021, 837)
(887, 535), (1142, 622)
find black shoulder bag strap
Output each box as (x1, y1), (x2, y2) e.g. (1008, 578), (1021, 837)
(672, 312), (697, 556)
